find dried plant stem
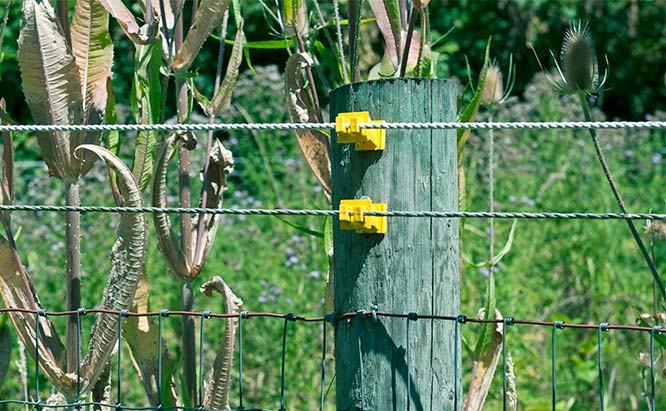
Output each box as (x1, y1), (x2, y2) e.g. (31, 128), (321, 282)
(56, 0), (69, 46)
(174, 1), (196, 404)
(399, 9), (417, 77)
(294, 30), (322, 122)
(578, 91), (666, 302)
(181, 280), (196, 403)
(348, 0), (361, 82)
(158, 0), (171, 56)
(488, 111), (495, 266)
(65, 181), (81, 374)
(333, 0), (348, 83)
(312, 0), (346, 85)
(0, 0), (13, 53)
(195, 10), (228, 267)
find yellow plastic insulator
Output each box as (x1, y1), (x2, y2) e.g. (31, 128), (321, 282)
(335, 112), (386, 151)
(339, 198), (387, 234)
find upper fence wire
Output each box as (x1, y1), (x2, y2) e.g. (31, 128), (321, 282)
(1, 120), (666, 133)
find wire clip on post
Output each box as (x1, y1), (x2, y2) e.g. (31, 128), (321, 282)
(339, 198), (387, 234)
(335, 111), (386, 151)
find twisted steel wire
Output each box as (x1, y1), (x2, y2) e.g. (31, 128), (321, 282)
(0, 204), (665, 220)
(0, 120), (665, 133)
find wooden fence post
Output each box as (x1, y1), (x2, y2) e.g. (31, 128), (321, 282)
(330, 78), (460, 411)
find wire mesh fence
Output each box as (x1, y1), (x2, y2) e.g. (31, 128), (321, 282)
(0, 307), (662, 411)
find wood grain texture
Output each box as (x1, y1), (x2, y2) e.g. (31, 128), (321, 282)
(331, 78), (460, 411)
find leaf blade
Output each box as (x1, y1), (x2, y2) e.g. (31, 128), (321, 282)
(151, 136), (193, 279)
(201, 276), (243, 410)
(284, 53), (332, 201)
(124, 273), (179, 405)
(368, 0), (402, 70)
(17, 0), (90, 182)
(208, 22), (244, 116)
(171, 0), (232, 71)
(191, 139), (234, 271)
(98, 0), (158, 44)
(457, 36), (492, 163)
(71, 0), (114, 127)
(76, 145), (146, 394)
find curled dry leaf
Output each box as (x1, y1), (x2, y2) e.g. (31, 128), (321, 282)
(284, 0), (307, 37)
(191, 139), (234, 270)
(200, 276), (243, 410)
(17, 0), (96, 182)
(124, 273), (179, 405)
(71, 0), (114, 128)
(1, 99), (13, 209)
(171, 0), (232, 71)
(98, 0), (158, 45)
(0, 236), (72, 396)
(141, 0), (174, 31)
(91, 363), (112, 410)
(76, 145), (146, 394)
(368, 0), (401, 71)
(152, 135), (194, 280)
(152, 136), (234, 279)
(463, 308), (504, 411)
(285, 53), (332, 202)
(207, 22), (244, 117)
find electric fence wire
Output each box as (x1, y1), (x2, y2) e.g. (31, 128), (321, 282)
(0, 308), (662, 411)
(0, 204), (665, 220)
(1, 120), (666, 133)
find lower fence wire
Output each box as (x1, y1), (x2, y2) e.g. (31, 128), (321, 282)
(0, 308), (663, 410)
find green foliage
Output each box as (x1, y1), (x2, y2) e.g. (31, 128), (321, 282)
(428, 0), (664, 119)
(461, 73), (666, 409)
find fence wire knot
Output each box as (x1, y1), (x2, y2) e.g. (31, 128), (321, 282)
(324, 312), (337, 325)
(370, 305), (378, 322)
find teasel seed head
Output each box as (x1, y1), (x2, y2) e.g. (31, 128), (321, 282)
(561, 21), (598, 92)
(481, 62), (504, 105)
(531, 20), (608, 95)
(480, 56), (515, 107)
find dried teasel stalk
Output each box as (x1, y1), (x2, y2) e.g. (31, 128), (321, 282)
(533, 20), (664, 302)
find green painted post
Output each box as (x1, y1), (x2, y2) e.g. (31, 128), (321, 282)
(330, 78), (460, 411)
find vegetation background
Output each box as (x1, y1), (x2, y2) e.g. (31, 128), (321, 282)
(0, 0), (665, 410)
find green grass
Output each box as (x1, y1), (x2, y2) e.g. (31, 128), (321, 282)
(1, 69), (665, 410)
